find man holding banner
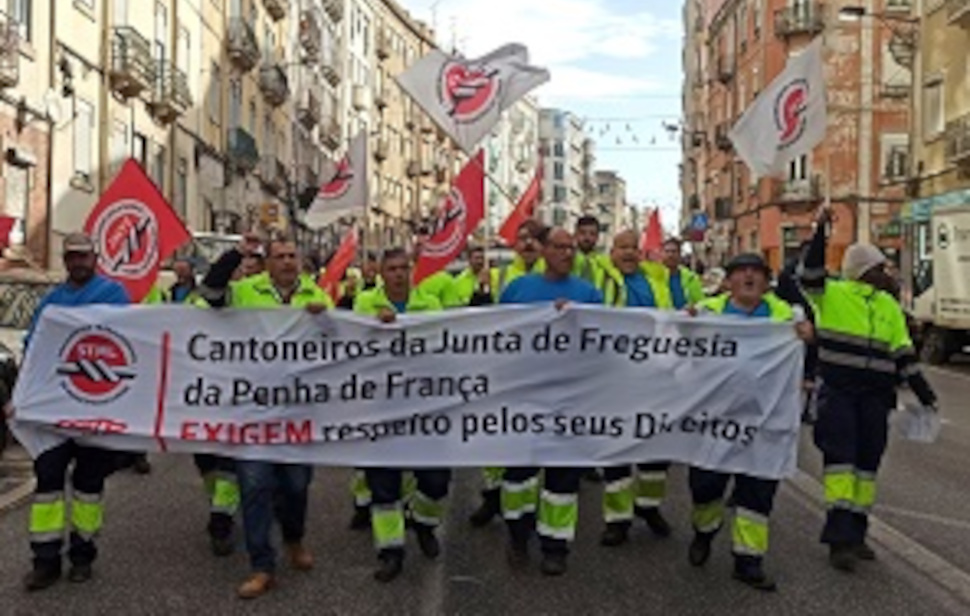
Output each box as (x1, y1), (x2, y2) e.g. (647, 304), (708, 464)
(499, 226), (603, 576)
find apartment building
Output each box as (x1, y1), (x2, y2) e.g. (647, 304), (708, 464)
(484, 96), (539, 237)
(592, 170), (627, 247)
(538, 108), (594, 228)
(682, 0), (913, 271)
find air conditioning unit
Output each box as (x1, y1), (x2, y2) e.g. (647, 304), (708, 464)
(352, 85), (369, 111)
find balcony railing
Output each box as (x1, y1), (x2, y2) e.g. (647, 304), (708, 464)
(228, 127), (260, 173)
(948, 0), (970, 27)
(319, 118), (341, 150)
(259, 155), (289, 194)
(774, 2), (825, 38)
(109, 26), (153, 98)
(945, 113), (970, 163)
(773, 175), (823, 204)
(227, 17), (260, 73)
(321, 49), (341, 86)
(376, 31), (390, 60)
(149, 63), (191, 124)
(715, 123), (732, 151)
(714, 197), (733, 220)
(0, 14), (17, 88)
(262, 0), (288, 22)
(258, 57), (289, 107)
(299, 10), (321, 62)
(324, 0), (344, 23)
(374, 85), (388, 109)
(717, 54), (734, 84)
(297, 87), (321, 129)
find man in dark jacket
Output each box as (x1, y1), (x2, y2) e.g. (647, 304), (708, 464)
(775, 241), (818, 423)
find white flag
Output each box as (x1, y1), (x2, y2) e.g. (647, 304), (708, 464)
(396, 43), (550, 155)
(729, 37), (826, 179)
(305, 131), (368, 229)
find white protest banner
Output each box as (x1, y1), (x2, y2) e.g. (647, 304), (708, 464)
(12, 305), (804, 479)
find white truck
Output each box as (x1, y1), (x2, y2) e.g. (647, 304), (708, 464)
(901, 196), (970, 364)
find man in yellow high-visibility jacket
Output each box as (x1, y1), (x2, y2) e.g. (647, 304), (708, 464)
(572, 215), (610, 289)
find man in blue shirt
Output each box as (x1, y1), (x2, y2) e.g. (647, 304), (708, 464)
(662, 238), (704, 309)
(499, 226), (602, 577)
(20, 232), (129, 592)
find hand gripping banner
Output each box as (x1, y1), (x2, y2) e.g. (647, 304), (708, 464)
(12, 305), (804, 479)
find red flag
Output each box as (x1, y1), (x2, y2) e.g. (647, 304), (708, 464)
(318, 227), (359, 300)
(498, 154), (542, 246)
(83, 159), (191, 302)
(414, 151), (485, 283)
(641, 208), (663, 259)
(0, 215), (14, 250)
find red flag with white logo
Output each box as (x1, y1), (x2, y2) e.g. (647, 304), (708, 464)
(641, 209), (663, 259)
(318, 227), (358, 300)
(396, 44), (550, 155)
(414, 151), (485, 283)
(83, 159), (190, 302)
(498, 154), (542, 246)
(305, 131), (368, 229)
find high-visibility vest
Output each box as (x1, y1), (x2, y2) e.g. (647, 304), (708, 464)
(353, 286), (442, 315)
(599, 261), (673, 309)
(230, 272), (334, 308)
(453, 267), (501, 305)
(699, 292), (794, 322)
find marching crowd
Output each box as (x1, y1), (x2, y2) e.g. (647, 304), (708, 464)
(6, 206), (937, 600)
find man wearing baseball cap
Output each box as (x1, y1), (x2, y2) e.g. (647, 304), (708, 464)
(800, 208), (938, 572)
(17, 232), (130, 591)
(687, 252), (812, 592)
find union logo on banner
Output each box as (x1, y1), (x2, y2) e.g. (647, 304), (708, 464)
(438, 59), (500, 123)
(421, 188), (469, 259)
(319, 157), (354, 200)
(56, 326), (137, 405)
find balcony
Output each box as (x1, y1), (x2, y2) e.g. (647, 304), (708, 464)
(948, 0), (970, 27)
(262, 0), (288, 22)
(774, 2), (824, 38)
(374, 85), (388, 110)
(717, 54), (734, 84)
(714, 123), (732, 151)
(880, 82), (910, 99)
(773, 175), (823, 204)
(714, 197), (733, 220)
(323, 0), (344, 23)
(0, 14), (17, 88)
(374, 138), (389, 162)
(320, 48), (341, 86)
(299, 10), (321, 62)
(109, 27), (153, 98)
(945, 113), (970, 164)
(227, 18), (260, 73)
(228, 127), (260, 173)
(258, 57), (290, 108)
(297, 87), (321, 129)
(259, 155), (289, 194)
(148, 63), (191, 124)
(319, 118), (341, 150)
(376, 31), (390, 60)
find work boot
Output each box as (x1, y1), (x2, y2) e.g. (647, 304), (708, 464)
(349, 505), (370, 531)
(733, 557), (777, 592)
(855, 543), (876, 561)
(829, 544), (857, 572)
(67, 563), (93, 584)
(600, 523), (629, 547)
(374, 551), (404, 583)
(415, 526), (441, 559)
(23, 566), (61, 592)
(237, 572), (274, 599)
(540, 552), (569, 576)
(688, 532), (714, 567)
(637, 506), (672, 537)
(469, 489), (501, 527)
(285, 543), (314, 571)
(133, 455), (152, 475)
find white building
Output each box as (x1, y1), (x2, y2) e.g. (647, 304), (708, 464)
(538, 108), (594, 228)
(484, 96), (539, 237)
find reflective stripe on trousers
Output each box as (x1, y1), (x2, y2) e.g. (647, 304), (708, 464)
(501, 476), (539, 520)
(71, 491), (104, 541)
(536, 490), (578, 542)
(30, 491), (66, 544)
(211, 471), (240, 515)
(732, 507), (769, 556)
(824, 464), (877, 514)
(371, 502), (406, 550)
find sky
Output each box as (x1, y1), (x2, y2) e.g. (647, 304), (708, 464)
(396, 0), (686, 232)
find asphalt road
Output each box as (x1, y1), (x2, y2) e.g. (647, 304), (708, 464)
(0, 453), (965, 615)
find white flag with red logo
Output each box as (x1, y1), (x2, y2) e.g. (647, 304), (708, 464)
(83, 159), (191, 302)
(729, 37), (826, 179)
(396, 44), (550, 155)
(414, 151), (485, 283)
(305, 131), (368, 229)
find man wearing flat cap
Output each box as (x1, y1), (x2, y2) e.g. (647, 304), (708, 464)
(13, 232), (130, 591)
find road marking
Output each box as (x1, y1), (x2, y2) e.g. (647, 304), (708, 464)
(875, 504), (970, 532)
(788, 469), (970, 608)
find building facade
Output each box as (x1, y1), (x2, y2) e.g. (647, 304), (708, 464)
(484, 96), (539, 237)
(538, 107), (594, 228)
(592, 170), (627, 247)
(682, 0), (914, 271)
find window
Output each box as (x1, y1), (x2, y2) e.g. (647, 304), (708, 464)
(788, 153), (808, 182)
(110, 120), (128, 175)
(229, 79), (241, 128)
(152, 143), (167, 191)
(178, 27), (190, 79)
(133, 132), (148, 167)
(209, 63), (221, 124)
(553, 185), (566, 203)
(922, 79), (944, 138)
(553, 162), (564, 180)
(113, 0), (127, 25)
(248, 98), (257, 134)
(753, 0), (762, 37)
(362, 16), (370, 55)
(598, 183), (609, 194)
(749, 230), (759, 251)
(3, 164), (28, 245)
(73, 100), (94, 180)
(881, 134), (910, 179)
(154, 2), (167, 63)
(230, 0), (241, 19)
(738, 4), (747, 51)
(175, 157), (188, 217)
(11, 0), (31, 42)
(553, 207), (567, 226)
(553, 140), (565, 157)
(553, 112), (565, 130)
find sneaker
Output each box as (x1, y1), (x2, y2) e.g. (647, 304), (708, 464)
(23, 567), (61, 592)
(349, 506), (371, 531)
(540, 552), (568, 576)
(829, 545), (856, 572)
(237, 572), (274, 599)
(373, 552), (404, 583)
(637, 507), (672, 538)
(855, 543), (876, 561)
(67, 563), (93, 584)
(415, 526), (441, 559)
(600, 524), (629, 547)
(468, 490), (501, 528)
(688, 533), (713, 567)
